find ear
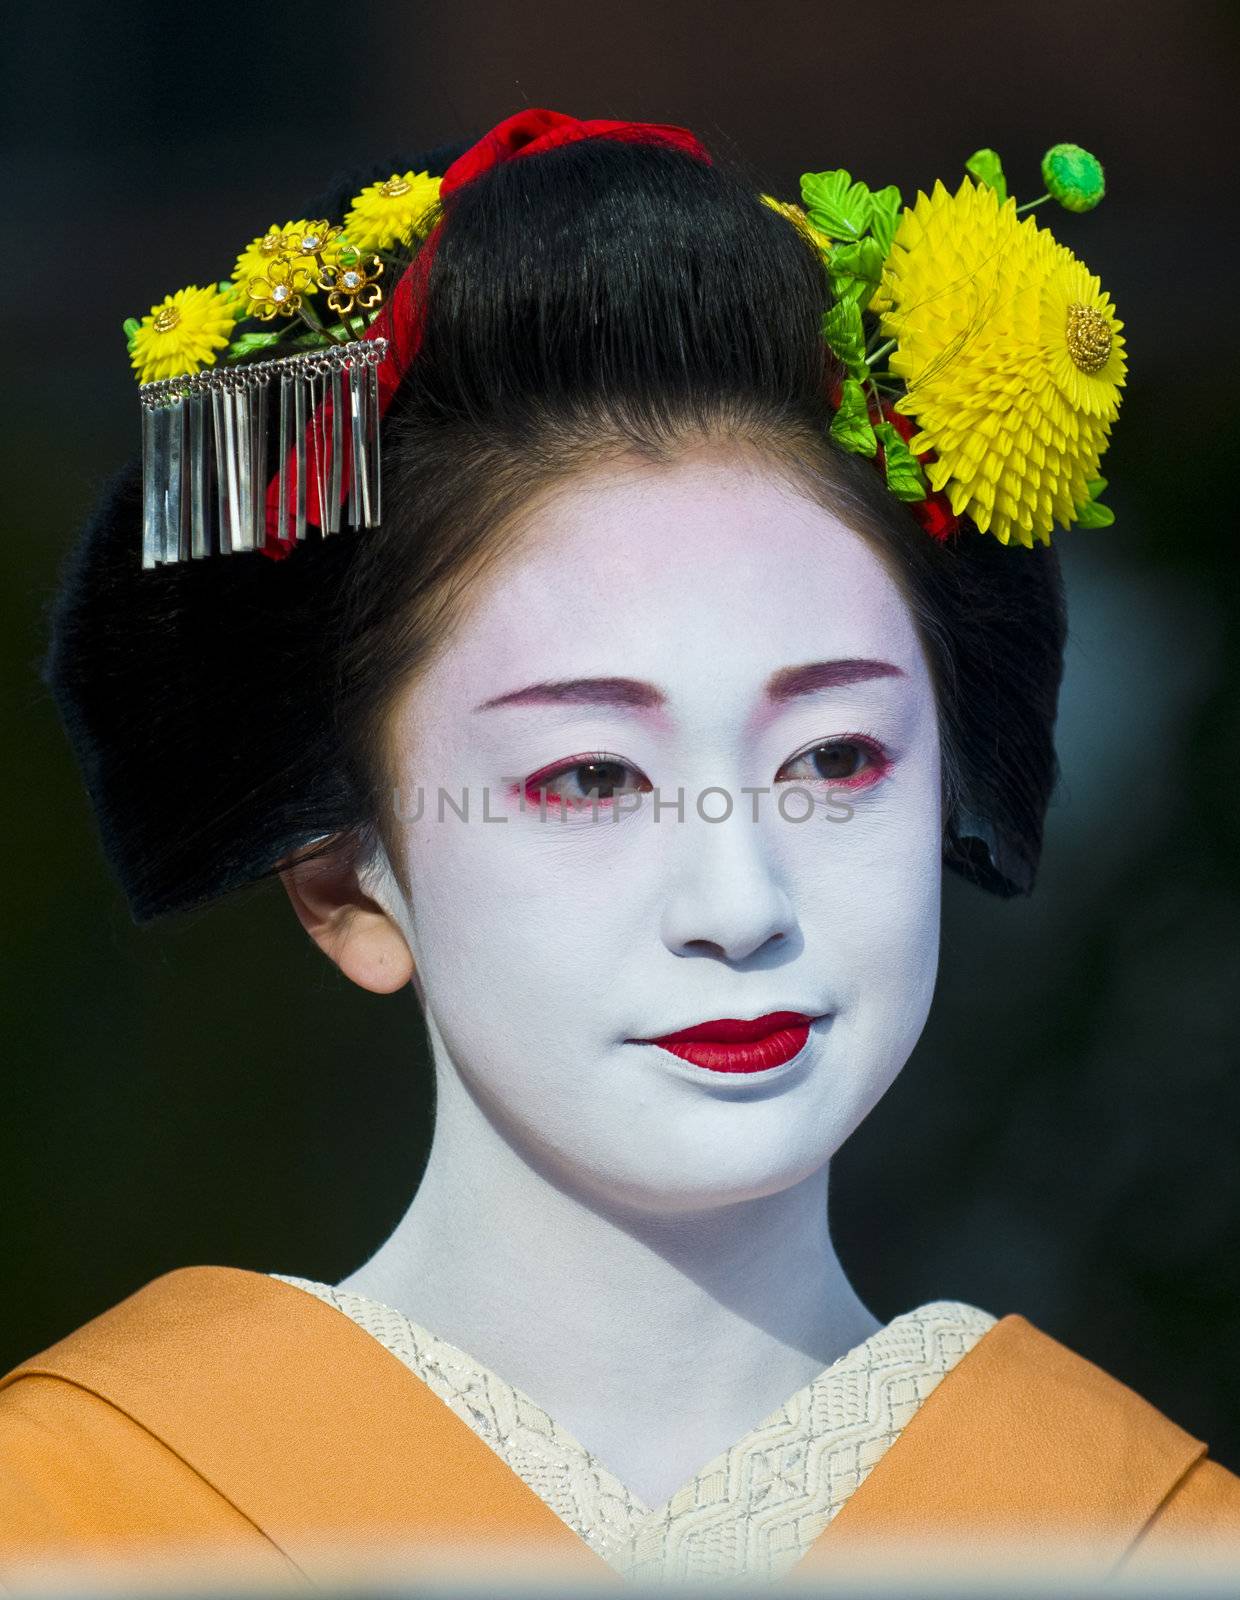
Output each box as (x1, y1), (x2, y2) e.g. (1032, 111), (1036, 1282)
(278, 838), (414, 996)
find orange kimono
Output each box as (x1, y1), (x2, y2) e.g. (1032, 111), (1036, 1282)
(1, 1266), (1239, 1592)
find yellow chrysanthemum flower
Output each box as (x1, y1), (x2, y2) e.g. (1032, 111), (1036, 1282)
(129, 284), (241, 384)
(343, 171), (442, 252)
(231, 220), (345, 299)
(876, 177), (1126, 546)
(760, 194), (832, 255)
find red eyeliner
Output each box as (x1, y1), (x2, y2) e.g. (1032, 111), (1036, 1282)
(513, 734), (892, 809)
(513, 751), (636, 810)
(805, 732), (891, 791)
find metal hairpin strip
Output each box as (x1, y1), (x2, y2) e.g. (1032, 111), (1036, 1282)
(138, 338), (388, 569)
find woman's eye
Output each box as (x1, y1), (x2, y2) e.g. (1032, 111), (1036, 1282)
(523, 756), (651, 810)
(777, 737), (887, 788)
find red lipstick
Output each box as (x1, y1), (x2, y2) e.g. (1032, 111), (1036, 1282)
(630, 1011), (823, 1073)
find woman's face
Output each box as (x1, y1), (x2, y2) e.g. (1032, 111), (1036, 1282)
(374, 444), (943, 1213)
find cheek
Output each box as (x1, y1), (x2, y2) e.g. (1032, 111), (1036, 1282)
(398, 813), (623, 1036)
(845, 847), (941, 1072)
(789, 715), (942, 876)
(788, 750), (943, 1006)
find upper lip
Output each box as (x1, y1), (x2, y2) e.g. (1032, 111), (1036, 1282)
(631, 1011), (827, 1045)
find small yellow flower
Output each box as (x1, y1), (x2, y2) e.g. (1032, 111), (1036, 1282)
(232, 219), (343, 299)
(247, 257), (316, 321)
(320, 252), (384, 317)
(761, 194), (832, 255)
(1040, 248), (1125, 416)
(343, 170), (442, 252)
(129, 284), (240, 384)
(877, 177), (1126, 546)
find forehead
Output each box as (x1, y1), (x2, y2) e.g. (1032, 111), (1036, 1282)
(418, 446), (928, 706)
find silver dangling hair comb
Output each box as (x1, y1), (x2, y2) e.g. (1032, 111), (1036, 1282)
(138, 337), (387, 569)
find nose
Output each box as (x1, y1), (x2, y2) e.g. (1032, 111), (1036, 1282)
(658, 798), (798, 963)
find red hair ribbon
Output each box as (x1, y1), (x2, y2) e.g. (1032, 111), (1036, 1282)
(261, 108), (711, 558)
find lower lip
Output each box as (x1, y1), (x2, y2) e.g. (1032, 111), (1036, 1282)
(644, 1021), (817, 1074)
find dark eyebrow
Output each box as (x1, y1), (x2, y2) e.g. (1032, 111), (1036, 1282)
(472, 659), (905, 713)
(765, 658), (905, 701)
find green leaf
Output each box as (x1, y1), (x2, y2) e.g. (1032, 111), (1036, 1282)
(868, 185), (903, 255)
(829, 273), (873, 309)
(286, 324), (355, 349)
(226, 330), (285, 360)
(122, 317), (141, 351)
(1075, 476), (1115, 527)
(827, 236), (885, 297)
(874, 421), (928, 500)
(829, 379), (878, 457)
(964, 148), (1008, 206)
(800, 169), (872, 242)
(821, 298), (868, 379)
(1074, 498), (1115, 528)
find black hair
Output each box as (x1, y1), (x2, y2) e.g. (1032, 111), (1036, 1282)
(41, 126), (1066, 925)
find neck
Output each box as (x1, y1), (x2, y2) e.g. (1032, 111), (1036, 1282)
(337, 1046), (881, 1507)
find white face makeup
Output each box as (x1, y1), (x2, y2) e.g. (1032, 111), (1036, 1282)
(370, 444), (943, 1216)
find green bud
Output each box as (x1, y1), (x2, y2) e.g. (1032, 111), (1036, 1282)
(1041, 143), (1105, 212)
(122, 317), (140, 350)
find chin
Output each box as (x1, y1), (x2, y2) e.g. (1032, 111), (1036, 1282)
(527, 1121), (845, 1218)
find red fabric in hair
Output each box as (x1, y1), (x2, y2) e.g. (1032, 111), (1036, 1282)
(260, 109), (711, 557)
(827, 377), (960, 543)
(878, 404), (961, 542)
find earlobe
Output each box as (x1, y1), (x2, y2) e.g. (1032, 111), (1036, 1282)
(278, 842), (415, 996)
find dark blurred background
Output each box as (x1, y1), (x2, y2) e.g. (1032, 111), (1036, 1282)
(4, 0), (1239, 1468)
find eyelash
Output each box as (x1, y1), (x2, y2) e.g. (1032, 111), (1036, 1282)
(513, 734), (891, 811)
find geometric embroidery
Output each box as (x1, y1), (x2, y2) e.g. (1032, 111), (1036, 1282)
(272, 1273), (995, 1581)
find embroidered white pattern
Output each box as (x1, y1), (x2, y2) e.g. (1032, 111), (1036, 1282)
(271, 1272), (994, 1581)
